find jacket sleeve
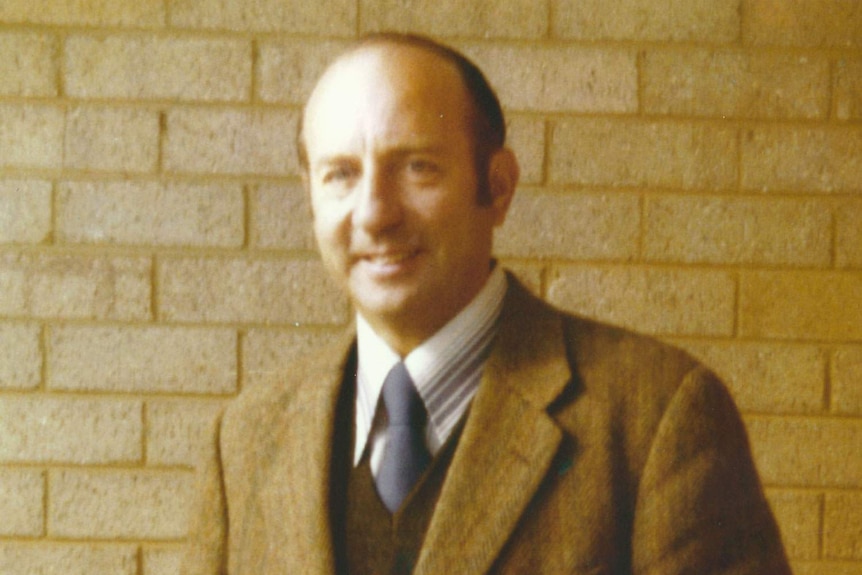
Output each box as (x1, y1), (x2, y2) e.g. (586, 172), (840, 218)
(180, 413), (228, 575)
(631, 367), (792, 575)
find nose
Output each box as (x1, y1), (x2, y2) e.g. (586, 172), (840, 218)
(352, 167), (403, 234)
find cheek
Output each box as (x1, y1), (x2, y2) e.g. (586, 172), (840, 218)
(311, 198), (351, 244)
(313, 219), (344, 253)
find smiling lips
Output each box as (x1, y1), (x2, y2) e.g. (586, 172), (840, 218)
(355, 248), (422, 275)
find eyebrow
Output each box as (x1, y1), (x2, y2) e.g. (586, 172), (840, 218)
(312, 155), (359, 171)
(314, 144), (448, 168)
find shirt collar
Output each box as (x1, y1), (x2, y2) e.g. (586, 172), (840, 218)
(354, 265), (507, 465)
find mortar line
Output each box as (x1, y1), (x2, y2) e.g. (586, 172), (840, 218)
(136, 540), (145, 575)
(829, 207), (838, 269)
(39, 323), (49, 392)
(250, 38), (259, 104)
(42, 468), (49, 538)
(157, 110), (167, 175)
(243, 184), (252, 250)
(150, 253), (160, 322)
(823, 351), (833, 413)
(141, 401), (149, 466)
(541, 119), (551, 187)
(817, 492), (826, 559)
(236, 328), (245, 394)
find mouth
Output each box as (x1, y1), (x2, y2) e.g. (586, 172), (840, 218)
(361, 250), (419, 265)
(354, 248), (422, 276)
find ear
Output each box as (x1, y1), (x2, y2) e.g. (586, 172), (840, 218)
(487, 147), (519, 226)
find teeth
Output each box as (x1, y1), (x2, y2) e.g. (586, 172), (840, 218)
(367, 252), (413, 265)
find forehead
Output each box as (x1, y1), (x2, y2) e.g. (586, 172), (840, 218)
(302, 44), (472, 155)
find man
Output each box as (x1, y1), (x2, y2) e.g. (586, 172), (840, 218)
(183, 33), (791, 574)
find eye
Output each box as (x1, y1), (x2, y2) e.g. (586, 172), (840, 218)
(402, 157), (442, 184)
(321, 163), (359, 185)
(408, 158), (439, 174)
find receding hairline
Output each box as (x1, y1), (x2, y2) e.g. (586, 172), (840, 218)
(297, 32), (506, 179)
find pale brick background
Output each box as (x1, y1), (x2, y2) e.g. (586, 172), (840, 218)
(0, 1), (860, 573)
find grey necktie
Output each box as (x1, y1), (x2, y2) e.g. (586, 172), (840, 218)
(375, 362), (431, 513)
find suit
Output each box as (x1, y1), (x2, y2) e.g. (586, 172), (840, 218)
(182, 275), (791, 574)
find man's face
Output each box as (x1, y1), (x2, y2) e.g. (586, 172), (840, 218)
(302, 44), (514, 353)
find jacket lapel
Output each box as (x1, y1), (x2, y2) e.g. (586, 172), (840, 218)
(415, 278), (574, 575)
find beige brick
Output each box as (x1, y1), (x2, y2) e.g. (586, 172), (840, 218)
(644, 196), (831, 267)
(65, 106), (159, 173)
(552, 0), (740, 41)
(0, 0), (163, 26)
(740, 271), (862, 341)
(792, 562), (862, 575)
(49, 469), (191, 539)
(169, 0), (355, 34)
(0, 323), (41, 390)
(0, 470), (43, 537)
(743, 0), (862, 47)
(766, 489), (821, 560)
(507, 116), (544, 185)
(0, 252), (151, 321)
(746, 416), (862, 487)
(164, 108), (299, 176)
(143, 546), (183, 575)
(0, 543), (137, 575)
(825, 492), (862, 559)
(496, 190), (640, 261)
(49, 326), (237, 395)
(362, 0), (547, 38)
(146, 399), (226, 466)
(0, 396), (141, 464)
(837, 201), (862, 268)
(158, 257), (348, 325)
(243, 327), (346, 387)
(550, 119), (737, 190)
(57, 181), (244, 248)
(547, 266), (736, 336)
(836, 59), (862, 121)
(0, 180), (51, 244)
(0, 32), (57, 97)
(678, 342), (825, 414)
(742, 126), (862, 193)
(257, 39), (351, 104)
(0, 104), (64, 169)
(642, 50), (829, 119)
(460, 44), (636, 113)
(834, 348), (862, 415)
(250, 183), (315, 251)
(65, 36), (251, 103)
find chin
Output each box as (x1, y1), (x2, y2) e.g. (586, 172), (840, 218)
(353, 287), (429, 323)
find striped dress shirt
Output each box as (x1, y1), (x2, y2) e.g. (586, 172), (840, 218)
(354, 265), (507, 475)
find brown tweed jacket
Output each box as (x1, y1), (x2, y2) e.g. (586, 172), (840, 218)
(182, 276), (791, 575)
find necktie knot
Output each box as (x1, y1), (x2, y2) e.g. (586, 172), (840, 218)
(375, 362), (431, 512)
(382, 362), (427, 426)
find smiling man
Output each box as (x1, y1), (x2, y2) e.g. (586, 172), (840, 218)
(182, 34), (790, 575)
(302, 40), (516, 356)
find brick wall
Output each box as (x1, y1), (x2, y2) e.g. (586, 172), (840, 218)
(0, 1), (859, 573)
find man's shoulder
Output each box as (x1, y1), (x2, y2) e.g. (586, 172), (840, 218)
(505, 277), (721, 422)
(505, 274), (705, 389)
(221, 328), (355, 430)
(518, 285), (743, 477)
(561, 309), (703, 384)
